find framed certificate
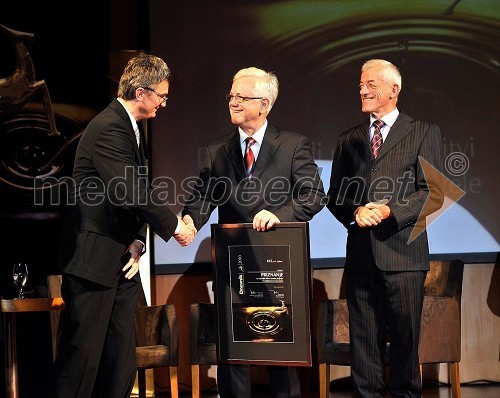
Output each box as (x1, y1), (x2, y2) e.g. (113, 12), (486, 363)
(211, 222), (312, 366)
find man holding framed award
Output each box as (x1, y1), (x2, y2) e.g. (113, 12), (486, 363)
(180, 67), (325, 398)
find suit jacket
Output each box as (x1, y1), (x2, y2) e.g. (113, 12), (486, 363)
(60, 99), (178, 287)
(327, 112), (444, 272)
(183, 123), (325, 227)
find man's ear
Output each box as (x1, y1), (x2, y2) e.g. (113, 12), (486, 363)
(135, 87), (145, 101)
(390, 84), (400, 98)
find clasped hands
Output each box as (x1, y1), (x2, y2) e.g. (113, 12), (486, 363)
(174, 215), (197, 246)
(355, 203), (391, 228)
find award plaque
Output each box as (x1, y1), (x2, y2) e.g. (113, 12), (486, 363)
(211, 222), (312, 366)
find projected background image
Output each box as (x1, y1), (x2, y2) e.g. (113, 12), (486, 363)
(148, 0), (500, 271)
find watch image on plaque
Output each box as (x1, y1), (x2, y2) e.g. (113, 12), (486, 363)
(229, 245), (293, 343)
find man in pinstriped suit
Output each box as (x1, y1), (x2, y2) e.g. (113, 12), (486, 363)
(327, 59), (444, 397)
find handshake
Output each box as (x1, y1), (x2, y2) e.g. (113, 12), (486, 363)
(172, 209), (281, 246)
(173, 214), (197, 246)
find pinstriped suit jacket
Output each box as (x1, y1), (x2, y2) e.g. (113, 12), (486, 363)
(327, 112), (444, 272)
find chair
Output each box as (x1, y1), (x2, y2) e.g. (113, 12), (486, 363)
(189, 303), (217, 398)
(317, 260), (464, 398)
(47, 275), (179, 397)
(135, 292), (179, 398)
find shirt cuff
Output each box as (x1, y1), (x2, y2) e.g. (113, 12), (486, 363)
(174, 219), (182, 234)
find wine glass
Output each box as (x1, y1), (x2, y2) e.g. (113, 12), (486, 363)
(12, 262), (28, 299)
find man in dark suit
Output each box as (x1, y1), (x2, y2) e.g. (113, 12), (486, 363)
(181, 67), (325, 398)
(327, 59), (444, 398)
(51, 54), (196, 398)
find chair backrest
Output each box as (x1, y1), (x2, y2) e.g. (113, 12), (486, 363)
(330, 300), (349, 344)
(135, 290), (179, 367)
(135, 305), (167, 346)
(189, 302), (217, 366)
(419, 259), (464, 363)
(424, 260), (464, 299)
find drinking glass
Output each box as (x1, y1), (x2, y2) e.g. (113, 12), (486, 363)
(12, 262), (28, 299)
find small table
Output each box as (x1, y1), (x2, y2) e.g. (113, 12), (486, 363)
(1, 297), (65, 398)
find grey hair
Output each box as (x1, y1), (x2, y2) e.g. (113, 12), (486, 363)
(362, 59), (402, 91)
(118, 53), (172, 100)
(233, 67), (279, 110)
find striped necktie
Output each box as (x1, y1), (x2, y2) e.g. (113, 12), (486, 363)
(371, 119), (384, 158)
(244, 137), (256, 177)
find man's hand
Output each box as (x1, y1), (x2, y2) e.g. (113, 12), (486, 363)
(174, 216), (197, 246)
(253, 209), (280, 231)
(122, 240), (143, 279)
(182, 214), (195, 227)
(355, 204), (391, 228)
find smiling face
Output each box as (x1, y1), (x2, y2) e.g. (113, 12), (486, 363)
(228, 76), (268, 135)
(359, 65), (399, 119)
(134, 80), (170, 120)
(144, 80), (169, 117)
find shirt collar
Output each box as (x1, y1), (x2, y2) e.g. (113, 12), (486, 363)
(370, 108), (399, 128)
(239, 120), (268, 145)
(117, 98), (139, 132)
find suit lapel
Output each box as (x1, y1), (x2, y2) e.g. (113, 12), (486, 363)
(110, 99), (144, 165)
(252, 124), (281, 179)
(376, 113), (414, 161)
(137, 127), (146, 166)
(354, 120), (373, 160)
(224, 130), (246, 179)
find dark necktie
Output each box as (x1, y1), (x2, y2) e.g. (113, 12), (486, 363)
(244, 137), (256, 177)
(371, 119), (384, 158)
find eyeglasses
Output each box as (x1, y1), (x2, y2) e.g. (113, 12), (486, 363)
(225, 94), (263, 103)
(143, 87), (168, 106)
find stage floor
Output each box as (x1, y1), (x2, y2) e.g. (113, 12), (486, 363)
(141, 382), (500, 398)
